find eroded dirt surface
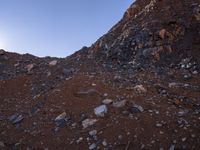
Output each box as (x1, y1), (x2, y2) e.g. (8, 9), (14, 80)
(0, 56), (199, 149)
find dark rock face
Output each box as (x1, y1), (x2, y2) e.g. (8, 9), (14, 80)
(74, 0), (200, 69)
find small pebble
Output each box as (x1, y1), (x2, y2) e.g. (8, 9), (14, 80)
(102, 99), (113, 105)
(118, 135), (123, 140)
(102, 140), (107, 146)
(92, 83), (96, 86)
(182, 137), (187, 142)
(89, 130), (97, 136)
(191, 134), (196, 138)
(0, 141), (5, 147)
(173, 140), (177, 144)
(159, 131), (164, 134)
(76, 137), (83, 144)
(192, 70), (198, 75)
(156, 123), (163, 127)
(89, 143), (96, 150)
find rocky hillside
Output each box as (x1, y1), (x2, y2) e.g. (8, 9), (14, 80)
(0, 0), (200, 150)
(72, 0), (200, 70)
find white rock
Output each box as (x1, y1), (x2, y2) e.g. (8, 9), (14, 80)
(172, 140), (177, 144)
(89, 143), (96, 150)
(47, 71), (51, 77)
(14, 63), (20, 67)
(118, 135), (123, 140)
(102, 99), (113, 105)
(168, 82), (179, 88)
(76, 137), (83, 144)
(182, 137), (187, 142)
(26, 64), (34, 72)
(94, 105), (107, 117)
(82, 119), (97, 129)
(49, 60), (57, 66)
(102, 140), (107, 146)
(177, 110), (188, 117)
(134, 85), (147, 94)
(89, 130), (97, 136)
(159, 131), (164, 134)
(193, 70), (198, 75)
(71, 123), (77, 128)
(55, 112), (66, 121)
(103, 93), (108, 97)
(92, 83), (96, 86)
(191, 134), (196, 138)
(156, 123), (163, 127)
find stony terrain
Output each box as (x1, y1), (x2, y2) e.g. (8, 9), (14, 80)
(0, 0), (200, 149)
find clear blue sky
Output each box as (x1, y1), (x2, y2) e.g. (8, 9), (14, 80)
(0, 0), (133, 57)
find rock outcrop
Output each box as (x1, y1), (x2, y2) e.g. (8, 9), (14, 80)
(72, 0), (200, 70)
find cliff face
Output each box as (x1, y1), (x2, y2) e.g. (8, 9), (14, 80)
(77, 0), (200, 68)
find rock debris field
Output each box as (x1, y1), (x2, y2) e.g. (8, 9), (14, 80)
(0, 0), (200, 149)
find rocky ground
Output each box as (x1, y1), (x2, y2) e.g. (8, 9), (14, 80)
(0, 0), (200, 149)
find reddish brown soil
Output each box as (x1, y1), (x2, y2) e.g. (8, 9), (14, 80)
(0, 0), (200, 149)
(0, 68), (200, 149)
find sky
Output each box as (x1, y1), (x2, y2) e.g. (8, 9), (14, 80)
(0, 0), (133, 57)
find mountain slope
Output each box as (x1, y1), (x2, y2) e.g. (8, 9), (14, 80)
(0, 0), (200, 150)
(71, 0), (200, 70)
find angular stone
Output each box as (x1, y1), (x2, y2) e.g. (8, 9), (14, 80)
(89, 130), (97, 136)
(76, 137), (83, 144)
(26, 64), (34, 72)
(113, 100), (126, 108)
(89, 143), (96, 150)
(182, 137), (187, 142)
(130, 104), (144, 113)
(102, 99), (113, 105)
(82, 119), (97, 129)
(94, 105), (107, 117)
(102, 140), (107, 146)
(177, 109), (189, 117)
(8, 114), (24, 124)
(134, 85), (147, 94)
(55, 112), (67, 122)
(156, 123), (163, 127)
(159, 29), (166, 39)
(8, 114), (18, 122)
(55, 112), (69, 127)
(49, 60), (57, 66)
(62, 68), (75, 76)
(168, 82), (180, 88)
(13, 115), (24, 124)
